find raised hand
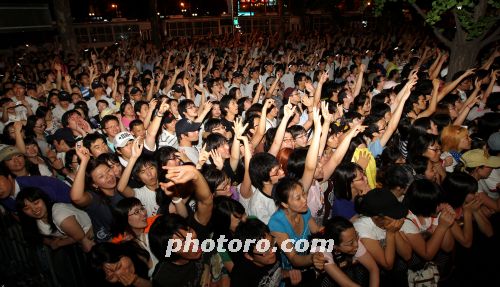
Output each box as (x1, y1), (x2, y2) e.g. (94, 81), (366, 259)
(210, 150), (224, 170)
(131, 137), (144, 159)
(301, 94), (314, 107)
(283, 101), (296, 118)
(233, 117), (249, 139)
(75, 145), (91, 162)
(157, 98), (170, 114)
(321, 101), (333, 123)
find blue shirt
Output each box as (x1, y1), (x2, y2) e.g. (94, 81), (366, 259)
(368, 138), (384, 158)
(331, 197), (356, 220)
(0, 176), (71, 212)
(268, 208), (311, 270)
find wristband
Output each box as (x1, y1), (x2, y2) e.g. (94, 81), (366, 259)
(172, 197), (182, 204)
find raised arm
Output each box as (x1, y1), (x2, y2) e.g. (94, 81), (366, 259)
(230, 118), (248, 172)
(250, 98), (272, 148)
(13, 121), (26, 154)
(268, 102), (295, 156)
(161, 165), (213, 225)
(70, 146), (93, 207)
(145, 98), (168, 149)
(301, 107), (322, 193)
(238, 135), (253, 199)
(117, 138), (143, 198)
(353, 63), (365, 98)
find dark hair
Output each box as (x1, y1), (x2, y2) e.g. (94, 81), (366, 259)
(205, 133), (228, 152)
(83, 132), (106, 151)
(101, 115), (119, 131)
(407, 133), (439, 162)
(332, 162), (363, 201)
(323, 216), (354, 245)
(131, 154), (158, 183)
(249, 153), (279, 191)
(352, 94), (369, 114)
(129, 119), (144, 131)
(134, 100), (148, 114)
(403, 179), (442, 217)
(220, 95), (236, 116)
(111, 197), (143, 237)
(25, 115), (44, 138)
(15, 187), (57, 242)
(287, 125), (307, 140)
(409, 155), (430, 176)
(441, 172), (478, 209)
(178, 99), (195, 119)
(119, 101), (133, 116)
(234, 218), (270, 256)
(286, 148), (308, 180)
(202, 165), (228, 194)
(212, 196), (245, 237)
(370, 103), (391, 119)
(383, 164), (415, 191)
(148, 214), (190, 262)
(204, 118), (224, 133)
(273, 177), (303, 207)
(61, 109), (81, 128)
(90, 241), (150, 279)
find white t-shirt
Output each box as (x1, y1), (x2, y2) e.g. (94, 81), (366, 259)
(400, 211), (439, 234)
(158, 129), (178, 149)
(178, 146), (199, 164)
(353, 216), (386, 241)
(247, 188), (277, 224)
(37, 203), (92, 237)
(134, 185), (159, 217)
(478, 168), (500, 199)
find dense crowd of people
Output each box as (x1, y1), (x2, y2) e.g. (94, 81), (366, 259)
(0, 27), (499, 287)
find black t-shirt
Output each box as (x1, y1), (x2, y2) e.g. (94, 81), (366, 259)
(85, 191), (124, 242)
(230, 257), (282, 287)
(152, 213), (211, 287)
(220, 118), (235, 137)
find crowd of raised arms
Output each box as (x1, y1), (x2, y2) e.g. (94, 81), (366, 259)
(0, 25), (499, 287)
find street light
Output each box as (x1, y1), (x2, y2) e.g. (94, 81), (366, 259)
(111, 4), (118, 17)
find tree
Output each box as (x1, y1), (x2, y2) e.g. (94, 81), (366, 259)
(374, 0), (500, 80)
(52, 0), (78, 54)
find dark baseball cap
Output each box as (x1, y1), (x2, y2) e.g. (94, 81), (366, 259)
(91, 81), (103, 90)
(58, 91), (71, 102)
(130, 87), (141, 95)
(232, 71), (243, 78)
(175, 118), (201, 139)
(355, 188), (408, 219)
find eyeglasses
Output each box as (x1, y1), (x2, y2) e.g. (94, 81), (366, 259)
(128, 206), (146, 216)
(427, 146), (441, 151)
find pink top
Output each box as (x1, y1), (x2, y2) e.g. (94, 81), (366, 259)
(121, 116), (134, 130)
(307, 181), (324, 225)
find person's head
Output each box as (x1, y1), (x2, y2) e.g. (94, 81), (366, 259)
(120, 101), (135, 118)
(205, 133), (231, 159)
(412, 117), (438, 136)
(148, 214), (202, 262)
(90, 241), (150, 285)
(383, 164), (415, 201)
(462, 149), (500, 179)
(129, 119), (146, 138)
(15, 186), (53, 223)
(234, 218), (277, 267)
(0, 146), (26, 176)
(408, 133), (441, 163)
(25, 115), (46, 137)
(134, 101), (149, 119)
(178, 99), (198, 119)
(441, 172), (478, 209)
(96, 99), (109, 114)
(83, 133), (110, 158)
(209, 100), (221, 118)
(353, 94), (371, 116)
(0, 168), (15, 199)
(323, 216), (358, 255)
(403, 179), (442, 217)
(287, 125), (308, 148)
(155, 146), (182, 168)
(409, 155), (437, 182)
(355, 188), (408, 228)
(441, 125), (471, 152)
(276, 148), (294, 175)
(112, 197), (148, 237)
(294, 72), (307, 89)
(408, 91), (427, 113)
(220, 95), (238, 117)
(101, 115), (121, 139)
(273, 177), (307, 213)
(175, 118), (201, 142)
(113, 132), (135, 160)
(202, 165), (231, 197)
(85, 158), (117, 192)
(249, 152), (284, 191)
(97, 153), (123, 178)
(212, 196), (247, 236)
(131, 155), (158, 187)
(333, 162), (369, 200)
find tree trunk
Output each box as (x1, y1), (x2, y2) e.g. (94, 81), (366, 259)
(278, 0), (285, 42)
(149, 0), (161, 48)
(52, 0), (77, 55)
(446, 40), (479, 81)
